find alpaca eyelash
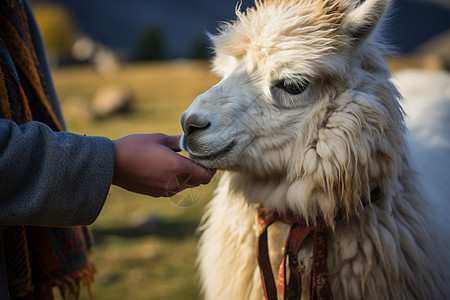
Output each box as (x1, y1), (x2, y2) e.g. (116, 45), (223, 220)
(271, 77), (312, 109)
(275, 78), (310, 95)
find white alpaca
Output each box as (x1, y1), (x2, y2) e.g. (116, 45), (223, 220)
(180, 0), (450, 299)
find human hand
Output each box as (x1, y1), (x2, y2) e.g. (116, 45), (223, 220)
(112, 134), (215, 197)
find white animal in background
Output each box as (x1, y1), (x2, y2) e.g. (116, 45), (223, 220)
(180, 0), (450, 299)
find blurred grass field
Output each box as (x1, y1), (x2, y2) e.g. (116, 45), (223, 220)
(52, 60), (220, 300)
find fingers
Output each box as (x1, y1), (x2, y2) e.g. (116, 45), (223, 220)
(163, 158), (216, 197)
(177, 155), (216, 185)
(194, 167), (216, 184)
(160, 135), (182, 152)
(154, 133), (215, 196)
(113, 133), (216, 198)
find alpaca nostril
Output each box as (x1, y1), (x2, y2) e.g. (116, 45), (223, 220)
(186, 122), (211, 136)
(181, 113), (211, 137)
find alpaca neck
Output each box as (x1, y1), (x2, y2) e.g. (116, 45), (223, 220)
(226, 162), (409, 227)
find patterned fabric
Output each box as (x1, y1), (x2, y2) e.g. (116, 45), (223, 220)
(0, 1), (95, 299)
(257, 207), (333, 300)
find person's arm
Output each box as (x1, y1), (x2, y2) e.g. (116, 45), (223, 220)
(0, 120), (215, 227)
(0, 119), (114, 227)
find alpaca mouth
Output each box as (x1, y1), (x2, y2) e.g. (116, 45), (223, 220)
(188, 140), (236, 162)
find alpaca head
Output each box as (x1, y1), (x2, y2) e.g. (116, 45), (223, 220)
(180, 0), (405, 223)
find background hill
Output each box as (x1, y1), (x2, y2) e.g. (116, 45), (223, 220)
(31, 0), (450, 60)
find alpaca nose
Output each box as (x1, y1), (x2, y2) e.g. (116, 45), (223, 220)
(181, 112), (211, 137)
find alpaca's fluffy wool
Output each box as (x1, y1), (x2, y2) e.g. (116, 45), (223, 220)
(180, 0), (450, 299)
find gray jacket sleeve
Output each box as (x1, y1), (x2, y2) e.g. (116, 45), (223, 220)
(0, 119), (115, 227)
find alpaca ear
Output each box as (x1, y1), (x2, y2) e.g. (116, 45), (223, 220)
(344, 0), (388, 46)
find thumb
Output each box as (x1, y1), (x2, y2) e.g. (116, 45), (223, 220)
(161, 135), (182, 152)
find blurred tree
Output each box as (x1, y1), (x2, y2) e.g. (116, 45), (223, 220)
(190, 32), (212, 60)
(31, 3), (78, 66)
(134, 25), (164, 61)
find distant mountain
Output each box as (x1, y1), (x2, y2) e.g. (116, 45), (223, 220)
(44, 0), (450, 59)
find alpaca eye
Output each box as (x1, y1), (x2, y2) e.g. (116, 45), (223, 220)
(275, 78), (309, 95)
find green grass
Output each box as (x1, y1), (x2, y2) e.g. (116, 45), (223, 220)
(52, 60), (220, 300)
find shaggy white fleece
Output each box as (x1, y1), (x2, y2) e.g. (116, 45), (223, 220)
(180, 0), (450, 299)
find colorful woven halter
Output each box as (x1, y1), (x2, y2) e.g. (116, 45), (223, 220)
(257, 207), (333, 300)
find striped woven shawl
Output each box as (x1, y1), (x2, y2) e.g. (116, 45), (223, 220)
(0, 1), (95, 299)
